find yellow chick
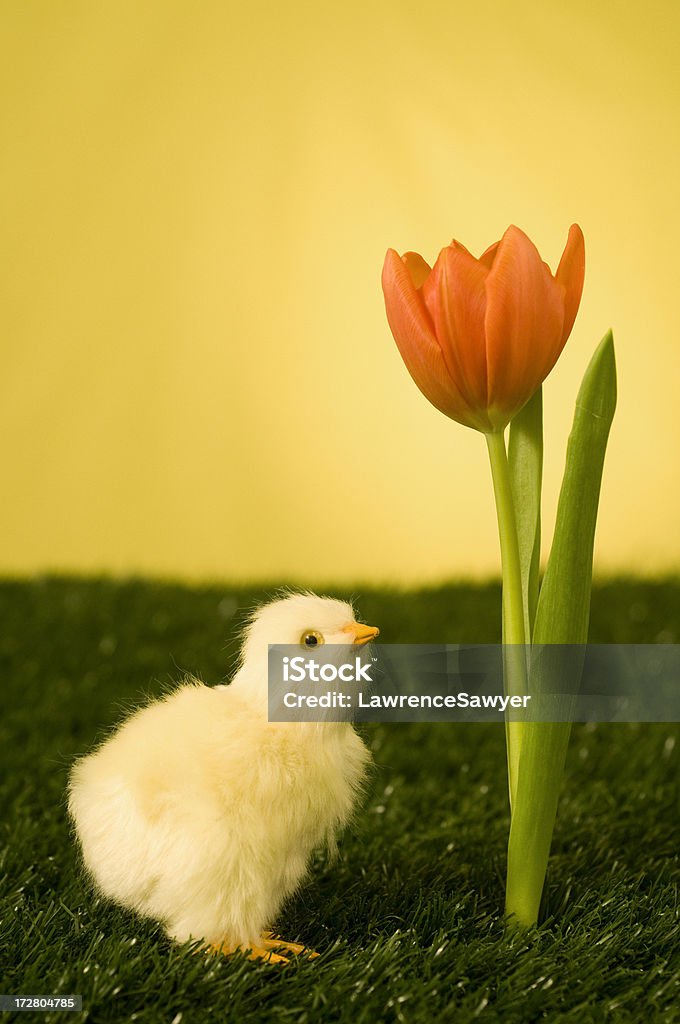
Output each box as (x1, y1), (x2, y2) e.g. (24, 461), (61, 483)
(68, 593), (379, 963)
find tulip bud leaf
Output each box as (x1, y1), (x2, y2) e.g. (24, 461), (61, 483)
(508, 387), (543, 643)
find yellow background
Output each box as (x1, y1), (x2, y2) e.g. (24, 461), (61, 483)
(2, 1), (678, 584)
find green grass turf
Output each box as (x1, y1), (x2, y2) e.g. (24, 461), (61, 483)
(0, 576), (679, 1023)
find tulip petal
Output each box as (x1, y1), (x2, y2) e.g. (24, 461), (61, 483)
(450, 238), (473, 255)
(479, 240), (500, 269)
(484, 226), (565, 425)
(555, 224), (585, 347)
(382, 249), (488, 429)
(402, 251), (431, 290)
(420, 244), (490, 412)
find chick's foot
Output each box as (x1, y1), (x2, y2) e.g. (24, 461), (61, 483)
(205, 941), (289, 965)
(264, 932), (320, 959)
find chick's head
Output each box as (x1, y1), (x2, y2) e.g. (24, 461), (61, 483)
(240, 592), (379, 670)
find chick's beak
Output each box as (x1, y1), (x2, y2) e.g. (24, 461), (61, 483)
(344, 621), (380, 646)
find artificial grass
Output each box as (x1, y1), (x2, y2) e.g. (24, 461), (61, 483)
(0, 576), (678, 1024)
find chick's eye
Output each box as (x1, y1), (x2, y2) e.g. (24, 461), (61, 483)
(301, 630), (324, 648)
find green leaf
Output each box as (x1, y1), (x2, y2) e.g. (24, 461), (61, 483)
(508, 387), (543, 643)
(532, 330), (617, 646)
(505, 330), (617, 927)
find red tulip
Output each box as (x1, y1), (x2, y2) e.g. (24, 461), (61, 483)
(382, 225), (585, 432)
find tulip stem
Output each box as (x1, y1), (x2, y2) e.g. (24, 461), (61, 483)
(485, 430), (527, 810)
